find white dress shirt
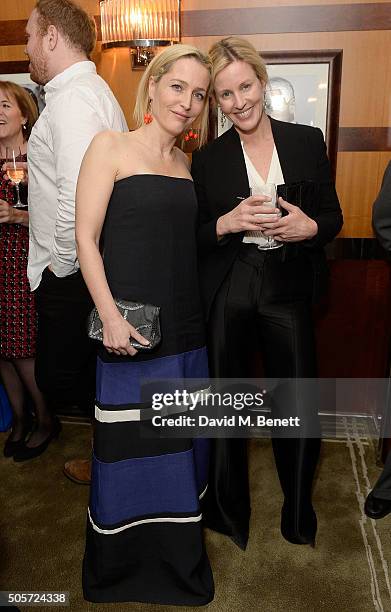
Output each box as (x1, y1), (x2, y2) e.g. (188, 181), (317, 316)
(241, 143), (285, 248)
(27, 60), (128, 291)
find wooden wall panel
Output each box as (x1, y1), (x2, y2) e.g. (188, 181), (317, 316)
(95, 45), (140, 130)
(0, 1), (36, 21)
(0, 0), (99, 20)
(337, 32), (391, 127)
(338, 128), (391, 151)
(0, 46), (26, 62)
(184, 0), (390, 8)
(336, 152), (390, 237)
(182, 4), (391, 34)
(6, 0), (384, 14)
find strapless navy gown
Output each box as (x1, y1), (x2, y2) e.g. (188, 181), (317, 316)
(83, 175), (214, 605)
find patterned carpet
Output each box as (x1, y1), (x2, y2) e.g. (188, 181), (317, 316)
(0, 420), (390, 612)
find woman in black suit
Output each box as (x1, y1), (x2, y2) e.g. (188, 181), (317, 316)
(192, 37), (343, 549)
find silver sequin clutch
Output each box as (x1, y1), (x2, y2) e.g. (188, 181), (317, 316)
(87, 299), (161, 350)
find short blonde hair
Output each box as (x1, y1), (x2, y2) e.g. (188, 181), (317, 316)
(209, 36), (268, 91)
(134, 44), (212, 148)
(0, 81), (38, 140)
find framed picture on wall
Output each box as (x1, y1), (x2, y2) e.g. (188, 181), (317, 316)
(215, 49), (342, 178)
(0, 60), (46, 113)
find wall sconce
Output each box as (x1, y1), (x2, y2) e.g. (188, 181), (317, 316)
(100, 0), (181, 69)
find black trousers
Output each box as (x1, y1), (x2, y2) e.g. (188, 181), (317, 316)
(34, 268), (96, 413)
(372, 451), (391, 500)
(203, 244), (321, 548)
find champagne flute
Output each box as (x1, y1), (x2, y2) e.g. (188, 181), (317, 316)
(5, 147), (26, 208)
(250, 183), (282, 250)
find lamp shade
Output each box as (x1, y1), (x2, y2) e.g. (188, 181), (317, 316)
(100, 0), (181, 48)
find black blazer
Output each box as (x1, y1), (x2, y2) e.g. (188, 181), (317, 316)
(191, 118), (343, 319)
(372, 161), (391, 252)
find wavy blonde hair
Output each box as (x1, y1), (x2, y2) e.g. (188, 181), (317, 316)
(209, 36), (268, 91)
(134, 44), (212, 148)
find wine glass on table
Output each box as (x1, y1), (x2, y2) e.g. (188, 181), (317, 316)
(5, 147), (26, 208)
(250, 183), (282, 250)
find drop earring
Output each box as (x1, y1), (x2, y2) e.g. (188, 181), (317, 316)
(219, 108), (227, 129)
(263, 89), (268, 110)
(144, 99), (153, 125)
(184, 127), (198, 142)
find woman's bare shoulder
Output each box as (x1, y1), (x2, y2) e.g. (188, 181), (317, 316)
(175, 146), (191, 170)
(89, 129), (126, 150)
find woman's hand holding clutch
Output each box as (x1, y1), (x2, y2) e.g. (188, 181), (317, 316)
(261, 197), (318, 243)
(102, 313), (150, 356)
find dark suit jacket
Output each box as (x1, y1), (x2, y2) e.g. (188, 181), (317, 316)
(191, 118), (344, 319)
(372, 161), (391, 252)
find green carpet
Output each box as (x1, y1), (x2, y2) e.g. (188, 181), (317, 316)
(0, 422), (390, 612)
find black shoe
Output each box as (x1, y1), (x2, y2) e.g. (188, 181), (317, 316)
(13, 418), (62, 462)
(3, 414), (34, 458)
(364, 492), (391, 520)
(281, 501), (317, 546)
(4, 437), (27, 458)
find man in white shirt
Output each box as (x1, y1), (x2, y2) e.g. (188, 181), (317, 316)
(23, 0), (128, 471)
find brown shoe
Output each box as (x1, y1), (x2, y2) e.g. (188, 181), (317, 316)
(63, 458), (91, 485)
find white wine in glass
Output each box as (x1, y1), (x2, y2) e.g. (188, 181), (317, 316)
(250, 183), (282, 250)
(5, 147), (26, 208)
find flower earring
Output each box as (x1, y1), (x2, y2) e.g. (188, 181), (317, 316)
(184, 128), (198, 142)
(144, 99), (153, 125)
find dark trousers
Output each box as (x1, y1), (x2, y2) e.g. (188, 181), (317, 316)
(372, 451), (391, 500)
(203, 244), (321, 548)
(34, 268), (96, 414)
